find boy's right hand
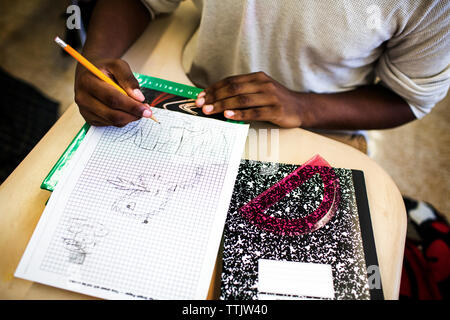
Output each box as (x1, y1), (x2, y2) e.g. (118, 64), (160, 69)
(74, 58), (152, 127)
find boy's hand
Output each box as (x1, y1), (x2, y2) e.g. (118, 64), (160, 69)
(74, 58), (152, 127)
(195, 71), (305, 128)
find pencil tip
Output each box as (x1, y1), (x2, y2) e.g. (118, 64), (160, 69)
(150, 116), (160, 124)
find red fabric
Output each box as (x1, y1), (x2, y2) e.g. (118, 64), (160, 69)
(401, 240), (442, 300)
(431, 221), (450, 235)
(425, 239), (450, 283)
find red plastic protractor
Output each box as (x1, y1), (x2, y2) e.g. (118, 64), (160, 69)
(239, 155), (340, 236)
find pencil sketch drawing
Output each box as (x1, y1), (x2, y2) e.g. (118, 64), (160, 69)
(62, 218), (109, 264)
(107, 166), (203, 224)
(114, 115), (230, 165)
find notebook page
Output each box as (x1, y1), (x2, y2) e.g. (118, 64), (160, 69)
(15, 108), (249, 299)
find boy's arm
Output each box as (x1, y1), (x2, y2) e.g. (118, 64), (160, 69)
(80, 0), (150, 61)
(297, 84), (416, 130)
(74, 0), (153, 127)
(194, 71), (415, 130)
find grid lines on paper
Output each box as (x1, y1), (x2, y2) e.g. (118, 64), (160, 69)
(40, 109), (237, 299)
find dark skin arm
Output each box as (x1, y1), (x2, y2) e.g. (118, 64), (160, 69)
(195, 71), (416, 130)
(74, 0), (152, 127)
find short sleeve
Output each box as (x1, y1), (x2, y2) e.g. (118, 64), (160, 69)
(375, 1), (450, 118)
(140, 0), (183, 19)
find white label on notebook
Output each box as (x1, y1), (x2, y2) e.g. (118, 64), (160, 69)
(258, 259), (335, 299)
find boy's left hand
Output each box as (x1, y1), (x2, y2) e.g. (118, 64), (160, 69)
(195, 71), (306, 128)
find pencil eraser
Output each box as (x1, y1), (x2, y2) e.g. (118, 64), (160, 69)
(54, 36), (66, 48)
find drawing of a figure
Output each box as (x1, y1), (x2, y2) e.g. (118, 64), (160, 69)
(107, 166), (203, 224)
(62, 218), (109, 264)
(115, 114), (230, 165)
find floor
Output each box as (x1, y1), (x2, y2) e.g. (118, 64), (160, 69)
(1, 0), (449, 221)
(0, 0), (77, 116)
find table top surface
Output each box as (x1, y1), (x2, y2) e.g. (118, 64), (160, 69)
(0, 1), (406, 300)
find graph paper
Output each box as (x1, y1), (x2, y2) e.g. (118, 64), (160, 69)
(15, 108), (249, 300)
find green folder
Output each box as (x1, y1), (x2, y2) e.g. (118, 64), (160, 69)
(41, 73), (243, 192)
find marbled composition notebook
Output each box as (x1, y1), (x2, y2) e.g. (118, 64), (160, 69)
(221, 159), (384, 300)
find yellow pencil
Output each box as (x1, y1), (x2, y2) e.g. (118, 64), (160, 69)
(54, 36), (159, 124)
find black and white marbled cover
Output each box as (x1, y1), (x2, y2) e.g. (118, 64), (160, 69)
(220, 159), (381, 300)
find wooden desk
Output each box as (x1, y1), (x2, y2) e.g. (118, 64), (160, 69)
(0, 1), (406, 300)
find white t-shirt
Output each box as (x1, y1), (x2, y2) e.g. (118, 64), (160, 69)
(142, 0), (450, 118)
